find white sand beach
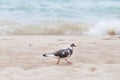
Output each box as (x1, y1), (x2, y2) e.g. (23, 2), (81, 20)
(0, 35), (120, 80)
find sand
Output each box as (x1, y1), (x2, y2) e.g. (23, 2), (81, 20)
(0, 35), (120, 80)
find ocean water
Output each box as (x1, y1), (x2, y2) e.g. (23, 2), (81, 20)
(0, 0), (120, 35)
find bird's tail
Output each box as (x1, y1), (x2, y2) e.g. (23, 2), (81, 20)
(43, 53), (55, 57)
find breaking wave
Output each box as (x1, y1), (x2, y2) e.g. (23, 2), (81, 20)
(86, 19), (120, 36)
(0, 20), (88, 35)
(0, 19), (120, 36)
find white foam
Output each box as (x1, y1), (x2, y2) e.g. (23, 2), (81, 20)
(86, 19), (120, 36)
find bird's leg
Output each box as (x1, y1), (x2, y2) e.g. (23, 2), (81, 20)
(56, 58), (61, 64)
(65, 59), (73, 64)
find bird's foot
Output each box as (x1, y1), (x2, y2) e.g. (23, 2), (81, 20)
(67, 61), (73, 64)
(65, 59), (73, 64)
(56, 59), (60, 64)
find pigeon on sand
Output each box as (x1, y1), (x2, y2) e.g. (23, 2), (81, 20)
(43, 43), (76, 64)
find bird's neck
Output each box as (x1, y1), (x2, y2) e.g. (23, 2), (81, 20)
(70, 47), (74, 51)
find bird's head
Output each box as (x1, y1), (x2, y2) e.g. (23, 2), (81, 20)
(70, 43), (76, 48)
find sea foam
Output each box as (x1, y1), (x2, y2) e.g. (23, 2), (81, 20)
(0, 19), (120, 36)
(86, 19), (120, 36)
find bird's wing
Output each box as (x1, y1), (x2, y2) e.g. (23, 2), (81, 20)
(43, 49), (66, 57)
(55, 49), (66, 53)
(54, 48), (71, 58)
